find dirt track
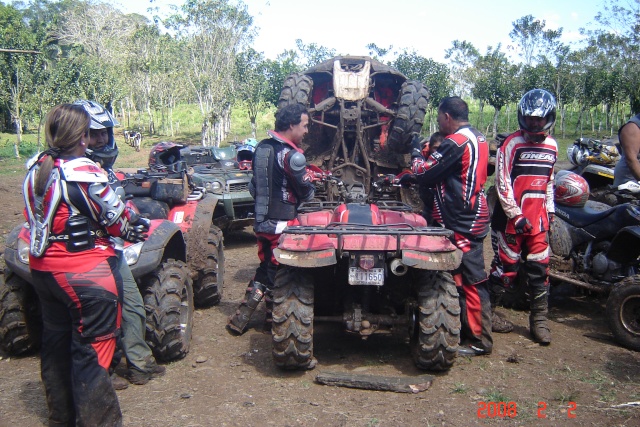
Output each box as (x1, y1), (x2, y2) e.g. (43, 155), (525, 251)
(0, 172), (639, 427)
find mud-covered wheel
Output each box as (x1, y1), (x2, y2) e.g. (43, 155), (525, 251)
(387, 80), (429, 153)
(193, 225), (225, 307)
(0, 270), (42, 355)
(143, 259), (194, 361)
(272, 266), (315, 370)
(277, 73), (312, 110)
(606, 276), (640, 351)
(412, 270), (460, 371)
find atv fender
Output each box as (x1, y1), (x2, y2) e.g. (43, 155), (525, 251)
(274, 248), (336, 267)
(3, 225), (33, 284)
(129, 221), (186, 278)
(607, 225), (640, 264)
(402, 249), (462, 271)
(184, 194), (217, 272)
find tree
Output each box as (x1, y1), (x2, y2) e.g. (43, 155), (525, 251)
(509, 15), (548, 66)
(392, 50), (452, 132)
(444, 40), (479, 97)
(235, 48), (269, 138)
(295, 39), (335, 69)
(165, 0), (254, 146)
(472, 45), (519, 137)
(264, 49), (301, 107)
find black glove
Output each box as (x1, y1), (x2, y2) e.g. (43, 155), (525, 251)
(410, 134), (424, 158)
(123, 224), (148, 243)
(123, 211), (150, 243)
(398, 173), (417, 188)
(513, 215), (533, 235)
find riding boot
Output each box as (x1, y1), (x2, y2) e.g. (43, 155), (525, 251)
(263, 290), (273, 334)
(227, 281), (266, 335)
(529, 289), (551, 345)
(489, 278), (513, 333)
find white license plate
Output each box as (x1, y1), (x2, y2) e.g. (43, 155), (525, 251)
(348, 267), (384, 286)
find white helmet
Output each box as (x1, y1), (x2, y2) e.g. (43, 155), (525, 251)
(74, 100), (119, 170)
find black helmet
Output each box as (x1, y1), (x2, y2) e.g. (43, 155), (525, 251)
(74, 100), (120, 170)
(149, 142), (186, 174)
(517, 89), (557, 134)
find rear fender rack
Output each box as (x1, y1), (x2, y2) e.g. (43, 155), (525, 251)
(282, 223), (453, 257)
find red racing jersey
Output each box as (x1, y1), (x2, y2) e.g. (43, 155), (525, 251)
(493, 130), (557, 234)
(411, 125), (490, 239)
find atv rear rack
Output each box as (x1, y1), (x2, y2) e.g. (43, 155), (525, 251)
(283, 223), (452, 237)
(298, 200), (414, 213)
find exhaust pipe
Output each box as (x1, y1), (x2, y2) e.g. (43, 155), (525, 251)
(389, 258), (408, 276)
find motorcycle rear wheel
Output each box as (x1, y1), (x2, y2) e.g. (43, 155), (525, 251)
(0, 269), (41, 355)
(606, 276), (640, 351)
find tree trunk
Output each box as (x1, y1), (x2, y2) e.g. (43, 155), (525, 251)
(492, 107), (500, 138)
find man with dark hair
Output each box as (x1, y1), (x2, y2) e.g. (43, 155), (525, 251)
(411, 96), (493, 356)
(227, 104), (316, 336)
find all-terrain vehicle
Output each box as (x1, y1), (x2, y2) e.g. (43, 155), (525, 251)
(271, 172), (462, 371)
(278, 55), (429, 206)
(1, 152), (224, 362)
(180, 144), (255, 231)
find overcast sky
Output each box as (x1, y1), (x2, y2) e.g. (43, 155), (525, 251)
(119, 0), (606, 62)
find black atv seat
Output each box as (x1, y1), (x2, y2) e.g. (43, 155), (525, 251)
(558, 200), (630, 229)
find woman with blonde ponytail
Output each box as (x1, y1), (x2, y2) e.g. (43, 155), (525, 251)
(23, 104), (148, 426)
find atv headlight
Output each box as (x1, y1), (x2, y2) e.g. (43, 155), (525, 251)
(205, 180), (224, 194)
(17, 239), (30, 265)
(123, 242), (144, 265)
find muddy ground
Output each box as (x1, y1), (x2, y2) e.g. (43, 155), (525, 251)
(0, 170), (639, 427)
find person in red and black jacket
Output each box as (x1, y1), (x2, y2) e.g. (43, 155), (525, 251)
(411, 96), (493, 357)
(23, 104), (151, 426)
(489, 89), (558, 345)
(227, 104), (315, 345)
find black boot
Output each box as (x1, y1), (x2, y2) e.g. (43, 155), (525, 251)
(530, 289), (551, 345)
(489, 277), (514, 333)
(227, 281), (266, 335)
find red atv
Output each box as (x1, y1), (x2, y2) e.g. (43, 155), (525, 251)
(271, 172), (463, 371)
(1, 163), (224, 362)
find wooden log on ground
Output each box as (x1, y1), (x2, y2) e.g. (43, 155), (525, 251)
(315, 371), (434, 393)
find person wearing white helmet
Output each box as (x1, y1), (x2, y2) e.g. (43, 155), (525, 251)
(73, 100), (121, 182)
(75, 100), (165, 389)
(489, 89), (558, 345)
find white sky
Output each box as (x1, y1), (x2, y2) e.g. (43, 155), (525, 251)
(119, 0), (606, 62)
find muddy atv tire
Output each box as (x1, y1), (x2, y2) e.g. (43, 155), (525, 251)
(387, 80), (429, 153)
(412, 270), (460, 371)
(606, 276), (640, 351)
(143, 259), (194, 361)
(193, 225), (225, 307)
(272, 267), (315, 370)
(277, 74), (313, 110)
(0, 269), (42, 355)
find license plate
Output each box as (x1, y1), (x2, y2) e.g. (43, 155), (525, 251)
(348, 267), (384, 286)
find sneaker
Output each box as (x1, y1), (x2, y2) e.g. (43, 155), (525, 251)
(110, 373), (129, 390)
(125, 364), (166, 385)
(491, 312), (514, 333)
(457, 345), (491, 357)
